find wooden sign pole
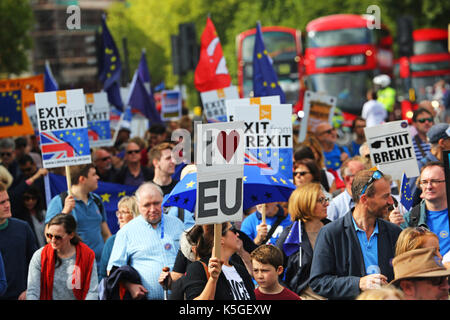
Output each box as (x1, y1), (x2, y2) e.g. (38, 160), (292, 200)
(65, 166), (72, 196)
(213, 223), (222, 260)
(261, 203), (266, 225)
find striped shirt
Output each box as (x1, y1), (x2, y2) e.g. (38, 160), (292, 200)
(107, 214), (184, 300)
(412, 135), (431, 163)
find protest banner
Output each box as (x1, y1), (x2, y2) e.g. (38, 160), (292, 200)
(35, 89), (91, 169)
(227, 103), (293, 181)
(161, 90), (182, 121)
(0, 90), (35, 138)
(225, 95), (280, 112)
(195, 121), (245, 258)
(85, 92), (112, 147)
(364, 120), (419, 180)
(200, 86), (239, 122)
(0, 74), (44, 107)
(298, 90), (336, 143)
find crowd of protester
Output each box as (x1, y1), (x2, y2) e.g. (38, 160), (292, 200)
(0, 80), (449, 301)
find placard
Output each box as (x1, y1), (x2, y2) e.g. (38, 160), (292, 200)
(298, 90), (336, 143)
(35, 89), (91, 168)
(200, 86), (239, 122)
(161, 90), (182, 120)
(364, 120), (419, 180)
(195, 121), (245, 225)
(227, 103), (293, 180)
(85, 92), (111, 147)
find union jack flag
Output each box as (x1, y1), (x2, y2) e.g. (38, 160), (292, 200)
(40, 131), (75, 160)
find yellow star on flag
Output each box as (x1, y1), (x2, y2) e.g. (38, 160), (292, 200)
(243, 176), (247, 182)
(271, 176), (278, 183)
(101, 193), (111, 202)
(280, 178), (287, 184)
(118, 191), (126, 198)
(186, 181), (195, 188)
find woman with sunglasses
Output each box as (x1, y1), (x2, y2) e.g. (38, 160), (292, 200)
(183, 222), (255, 300)
(26, 213), (98, 300)
(276, 182), (330, 299)
(13, 186), (46, 247)
(293, 159), (333, 201)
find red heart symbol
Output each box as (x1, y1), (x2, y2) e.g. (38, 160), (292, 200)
(216, 130), (240, 162)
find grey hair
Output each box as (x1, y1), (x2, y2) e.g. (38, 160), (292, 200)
(0, 138), (15, 150)
(135, 182), (163, 203)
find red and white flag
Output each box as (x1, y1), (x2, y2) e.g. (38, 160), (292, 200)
(194, 17), (231, 92)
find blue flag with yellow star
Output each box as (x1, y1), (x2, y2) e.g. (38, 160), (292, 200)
(400, 172), (413, 211)
(0, 90), (23, 127)
(99, 15), (124, 110)
(252, 23), (285, 103)
(47, 172), (138, 234)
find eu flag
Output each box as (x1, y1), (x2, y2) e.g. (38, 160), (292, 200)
(137, 49), (157, 115)
(400, 172), (413, 211)
(252, 23), (286, 103)
(128, 70), (163, 125)
(99, 15), (124, 110)
(44, 60), (59, 92)
(0, 90), (23, 127)
(283, 220), (302, 257)
(47, 173), (138, 234)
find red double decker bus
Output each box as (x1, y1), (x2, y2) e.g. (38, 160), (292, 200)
(303, 14), (394, 122)
(236, 26), (303, 111)
(397, 28), (450, 120)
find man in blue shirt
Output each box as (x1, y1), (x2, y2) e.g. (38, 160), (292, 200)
(314, 122), (350, 172)
(309, 169), (401, 299)
(240, 202), (291, 246)
(107, 182), (184, 300)
(45, 164), (111, 265)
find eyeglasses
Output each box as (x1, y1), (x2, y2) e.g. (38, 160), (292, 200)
(20, 167), (33, 173)
(361, 170), (383, 195)
(126, 149), (140, 155)
(98, 156), (111, 162)
(222, 226), (237, 236)
(116, 210), (132, 217)
(419, 179), (445, 187)
(317, 197), (330, 205)
(0, 152), (12, 157)
(23, 195), (37, 201)
(411, 276), (449, 287)
(294, 171), (310, 177)
(416, 118), (434, 124)
(46, 233), (64, 241)
(318, 128), (335, 135)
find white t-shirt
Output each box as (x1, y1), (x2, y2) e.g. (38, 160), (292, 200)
(221, 265), (251, 300)
(361, 99), (387, 127)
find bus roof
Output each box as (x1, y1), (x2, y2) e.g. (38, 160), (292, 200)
(306, 14), (367, 32)
(413, 28), (448, 41)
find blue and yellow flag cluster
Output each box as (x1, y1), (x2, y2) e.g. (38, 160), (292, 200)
(252, 22), (286, 103)
(400, 172), (413, 211)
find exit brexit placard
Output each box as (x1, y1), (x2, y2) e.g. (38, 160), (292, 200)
(364, 120), (419, 180)
(35, 89), (91, 168)
(85, 92), (111, 147)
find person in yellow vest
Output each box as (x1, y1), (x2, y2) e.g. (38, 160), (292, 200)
(373, 74), (396, 113)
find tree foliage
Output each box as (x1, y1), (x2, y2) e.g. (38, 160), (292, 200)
(0, 0), (34, 76)
(105, 0), (450, 108)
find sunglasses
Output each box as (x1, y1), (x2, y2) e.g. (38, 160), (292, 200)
(319, 128), (335, 135)
(294, 171), (310, 177)
(0, 152), (12, 157)
(222, 226), (238, 236)
(21, 167), (33, 173)
(361, 170), (383, 195)
(416, 118), (434, 123)
(23, 195), (37, 201)
(126, 149), (140, 155)
(46, 233), (64, 241)
(99, 156), (111, 162)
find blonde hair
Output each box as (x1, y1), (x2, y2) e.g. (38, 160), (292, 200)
(395, 227), (440, 256)
(288, 182), (321, 223)
(0, 165), (13, 189)
(356, 286), (404, 300)
(117, 196), (139, 218)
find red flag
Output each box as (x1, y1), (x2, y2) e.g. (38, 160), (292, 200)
(194, 17), (231, 92)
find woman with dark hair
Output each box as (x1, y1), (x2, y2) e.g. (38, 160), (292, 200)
(293, 159), (321, 187)
(13, 186), (46, 247)
(26, 213), (98, 300)
(183, 222), (255, 300)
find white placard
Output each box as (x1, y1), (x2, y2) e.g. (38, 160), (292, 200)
(161, 90), (182, 120)
(195, 121), (245, 225)
(200, 86), (239, 122)
(85, 92), (111, 147)
(35, 89), (91, 168)
(364, 120), (419, 180)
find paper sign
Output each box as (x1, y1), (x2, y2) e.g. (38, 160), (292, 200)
(35, 89), (91, 168)
(200, 86), (240, 122)
(299, 90), (336, 143)
(85, 92), (111, 147)
(364, 120), (419, 180)
(195, 121), (245, 225)
(161, 90), (182, 120)
(227, 103), (293, 180)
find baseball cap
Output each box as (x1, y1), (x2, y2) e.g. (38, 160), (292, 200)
(427, 123), (449, 144)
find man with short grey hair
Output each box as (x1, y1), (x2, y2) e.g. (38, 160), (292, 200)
(0, 138), (21, 186)
(107, 182), (184, 299)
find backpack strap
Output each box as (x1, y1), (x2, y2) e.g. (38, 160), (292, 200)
(261, 213), (285, 245)
(413, 135), (426, 158)
(199, 261), (210, 280)
(177, 207), (185, 222)
(409, 205), (421, 227)
(59, 191), (104, 213)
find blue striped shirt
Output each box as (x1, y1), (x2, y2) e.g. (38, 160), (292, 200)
(412, 135), (431, 163)
(107, 214), (184, 300)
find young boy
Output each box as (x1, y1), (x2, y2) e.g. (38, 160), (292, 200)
(250, 244), (301, 300)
